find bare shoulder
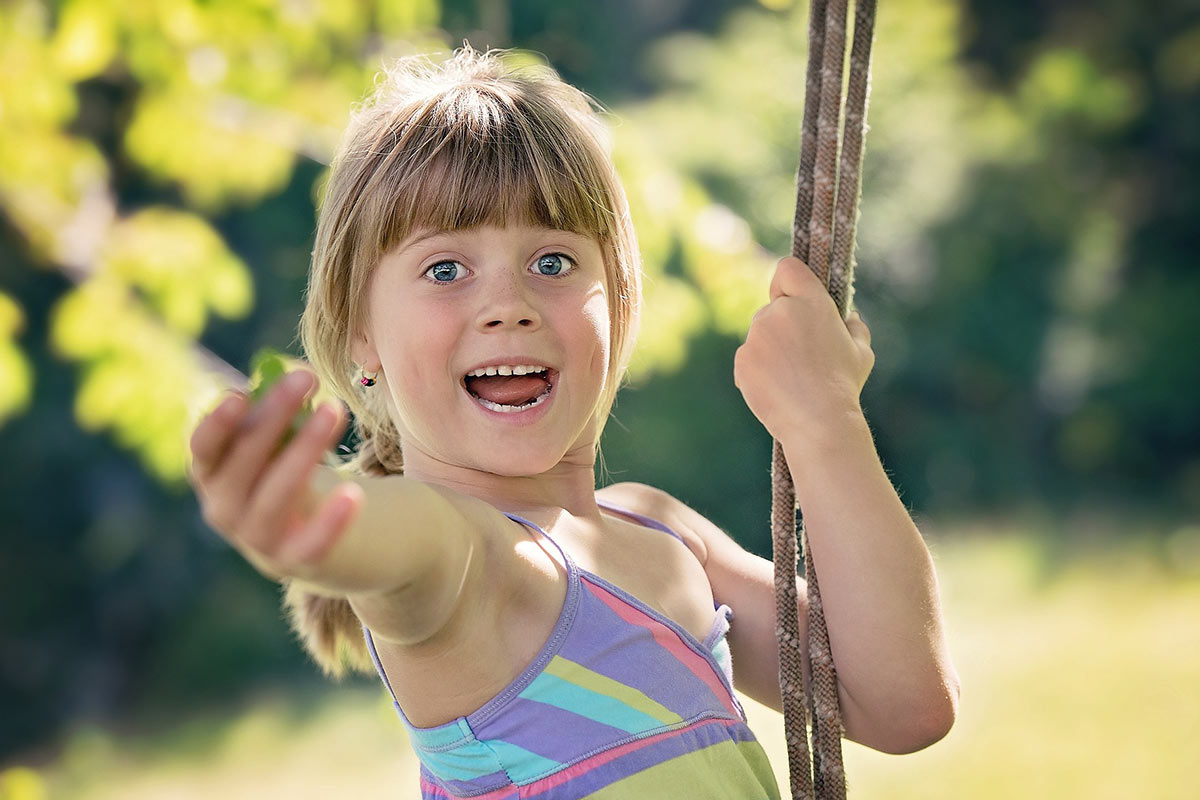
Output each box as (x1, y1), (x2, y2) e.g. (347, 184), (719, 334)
(598, 481), (771, 584)
(598, 480), (765, 566)
(595, 483), (704, 561)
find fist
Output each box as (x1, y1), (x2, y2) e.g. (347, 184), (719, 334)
(734, 257), (874, 443)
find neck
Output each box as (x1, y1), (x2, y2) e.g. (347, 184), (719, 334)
(401, 443), (603, 530)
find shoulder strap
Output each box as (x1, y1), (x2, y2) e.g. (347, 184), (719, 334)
(362, 624), (400, 706)
(361, 512), (575, 722)
(594, 497), (687, 545)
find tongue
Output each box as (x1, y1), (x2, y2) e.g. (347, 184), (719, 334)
(465, 374), (549, 406)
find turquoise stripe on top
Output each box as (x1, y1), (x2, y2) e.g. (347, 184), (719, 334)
(712, 637), (732, 685)
(414, 730), (504, 783)
(474, 739), (563, 782)
(520, 672), (671, 734)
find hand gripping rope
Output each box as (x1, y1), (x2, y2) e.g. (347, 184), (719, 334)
(774, 0), (877, 797)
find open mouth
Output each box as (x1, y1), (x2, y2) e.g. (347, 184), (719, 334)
(462, 365), (557, 414)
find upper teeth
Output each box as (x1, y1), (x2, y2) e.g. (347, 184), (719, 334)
(466, 364), (548, 377)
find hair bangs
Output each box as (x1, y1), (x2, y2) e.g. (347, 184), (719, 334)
(376, 85), (615, 254)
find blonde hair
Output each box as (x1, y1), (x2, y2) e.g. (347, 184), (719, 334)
(286, 45), (642, 677)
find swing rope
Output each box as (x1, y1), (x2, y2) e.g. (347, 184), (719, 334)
(774, 0), (877, 797)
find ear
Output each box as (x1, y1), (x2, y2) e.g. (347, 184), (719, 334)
(350, 326), (381, 371)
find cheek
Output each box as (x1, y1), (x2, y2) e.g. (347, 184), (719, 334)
(379, 300), (455, 369)
(580, 292), (611, 372)
(374, 312), (458, 413)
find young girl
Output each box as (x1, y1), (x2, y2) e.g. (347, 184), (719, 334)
(188, 46), (958, 799)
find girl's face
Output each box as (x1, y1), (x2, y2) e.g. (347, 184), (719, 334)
(353, 224), (611, 477)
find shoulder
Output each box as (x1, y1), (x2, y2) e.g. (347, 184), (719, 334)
(596, 482), (725, 567)
(596, 482), (765, 583)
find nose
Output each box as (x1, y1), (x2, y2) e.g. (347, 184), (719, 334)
(477, 270), (542, 330)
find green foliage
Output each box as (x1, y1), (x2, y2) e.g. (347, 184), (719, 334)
(0, 767), (47, 800)
(249, 348), (290, 401)
(2, 0), (1197, 771)
(0, 0), (444, 481)
(0, 293), (33, 426)
(246, 346), (325, 449)
(47, 209), (254, 480)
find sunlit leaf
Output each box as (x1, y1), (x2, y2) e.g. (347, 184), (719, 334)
(0, 293), (33, 426)
(50, 0), (118, 80)
(0, 132), (109, 262)
(376, 0), (440, 34)
(50, 276), (228, 482)
(0, 766), (47, 800)
(98, 208), (254, 335)
(125, 89), (300, 208)
(0, 1), (78, 128)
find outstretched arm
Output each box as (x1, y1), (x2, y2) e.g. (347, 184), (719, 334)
(187, 368), (504, 644)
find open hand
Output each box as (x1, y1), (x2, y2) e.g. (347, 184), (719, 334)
(187, 369), (361, 580)
(734, 256), (874, 443)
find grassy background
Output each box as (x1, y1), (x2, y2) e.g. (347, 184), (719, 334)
(5, 520), (1198, 800)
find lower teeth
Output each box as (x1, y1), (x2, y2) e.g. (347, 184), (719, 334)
(475, 387), (551, 414)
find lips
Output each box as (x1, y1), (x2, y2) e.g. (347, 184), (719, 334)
(461, 367), (559, 412)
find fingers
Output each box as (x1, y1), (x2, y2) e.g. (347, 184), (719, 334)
(769, 256), (825, 302)
(846, 308), (872, 348)
(274, 480), (365, 567)
(198, 370), (318, 532)
(189, 392), (250, 487)
(242, 399), (349, 556)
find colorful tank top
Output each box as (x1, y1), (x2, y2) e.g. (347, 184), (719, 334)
(362, 499), (781, 799)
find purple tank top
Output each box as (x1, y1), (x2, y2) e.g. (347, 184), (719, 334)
(362, 499), (781, 799)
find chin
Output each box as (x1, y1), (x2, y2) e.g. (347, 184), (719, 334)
(472, 458), (559, 478)
(464, 436), (590, 478)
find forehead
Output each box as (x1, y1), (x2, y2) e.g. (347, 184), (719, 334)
(392, 224), (600, 256)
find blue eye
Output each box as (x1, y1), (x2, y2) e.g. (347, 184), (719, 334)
(535, 253), (573, 276)
(426, 261), (463, 283)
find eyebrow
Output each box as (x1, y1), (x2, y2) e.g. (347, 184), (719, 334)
(395, 229), (452, 254)
(395, 228), (593, 255)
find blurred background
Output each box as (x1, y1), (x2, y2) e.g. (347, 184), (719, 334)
(1, 0), (1197, 797)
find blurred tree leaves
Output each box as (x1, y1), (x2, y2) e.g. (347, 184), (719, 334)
(2, 0), (1197, 766)
(616, 0), (1199, 516)
(0, 0), (785, 480)
(0, 766), (48, 800)
(47, 208), (253, 478)
(2, 1), (1192, 508)
(0, 293), (33, 426)
(0, 0), (446, 482)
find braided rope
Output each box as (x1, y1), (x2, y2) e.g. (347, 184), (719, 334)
(772, 439), (811, 799)
(828, 0), (877, 316)
(775, 1), (877, 797)
(775, 0), (828, 793)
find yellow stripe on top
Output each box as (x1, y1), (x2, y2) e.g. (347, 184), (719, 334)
(542, 655), (684, 727)
(578, 738), (781, 800)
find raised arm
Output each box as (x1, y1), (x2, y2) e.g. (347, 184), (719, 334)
(724, 256), (959, 753)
